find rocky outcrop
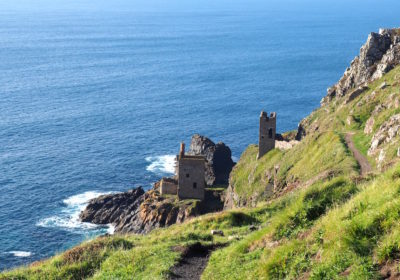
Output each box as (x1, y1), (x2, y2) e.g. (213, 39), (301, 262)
(364, 117), (375, 134)
(296, 28), (400, 141)
(80, 134), (233, 233)
(224, 167), (275, 209)
(321, 28), (400, 106)
(296, 114), (320, 140)
(80, 186), (225, 234)
(187, 134), (235, 186)
(275, 140), (299, 150)
(344, 86), (369, 104)
(80, 188), (145, 227)
(368, 114), (400, 157)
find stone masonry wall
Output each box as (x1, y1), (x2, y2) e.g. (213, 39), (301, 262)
(178, 157), (205, 200)
(258, 111), (276, 159)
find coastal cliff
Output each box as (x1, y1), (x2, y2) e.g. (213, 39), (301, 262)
(225, 28), (400, 208)
(6, 28), (400, 280)
(298, 28), (400, 140)
(322, 28), (400, 105)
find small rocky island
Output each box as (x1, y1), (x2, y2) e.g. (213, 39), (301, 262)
(80, 134), (235, 234)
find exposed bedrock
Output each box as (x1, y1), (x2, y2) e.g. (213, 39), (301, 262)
(322, 28), (400, 106)
(296, 28), (400, 140)
(80, 186), (225, 234)
(79, 134), (234, 233)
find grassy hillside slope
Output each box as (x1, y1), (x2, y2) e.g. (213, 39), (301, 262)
(2, 67), (400, 280)
(229, 131), (358, 206)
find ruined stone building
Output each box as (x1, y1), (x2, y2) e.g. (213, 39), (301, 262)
(159, 142), (206, 200)
(159, 177), (178, 195)
(258, 111), (276, 159)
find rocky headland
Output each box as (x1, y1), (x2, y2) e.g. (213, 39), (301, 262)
(323, 28), (400, 105)
(80, 134), (234, 234)
(7, 27), (400, 280)
(298, 28), (400, 140)
(80, 28), (400, 235)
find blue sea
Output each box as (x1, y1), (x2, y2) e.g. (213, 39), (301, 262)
(0, 0), (399, 271)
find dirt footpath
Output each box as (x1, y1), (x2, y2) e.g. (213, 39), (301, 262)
(345, 133), (372, 175)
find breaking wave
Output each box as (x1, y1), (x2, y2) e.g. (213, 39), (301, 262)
(145, 155), (176, 174)
(8, 251), (32, 258)
(36, 191), (115, 234)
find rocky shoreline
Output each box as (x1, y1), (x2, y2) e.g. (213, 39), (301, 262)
(80, 26), (400, 233)
(80, 186), (225, 234)
(80, 134), (233, 234)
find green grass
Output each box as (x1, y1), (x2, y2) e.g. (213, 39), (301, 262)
(352, 132), (371, 157)
(4, 51), (400, 280)
(4, 165), (400, 280)
(229, 131), (358, 207)
(203, 163), (400, 280)
(203, 177), (358, 280)
(299, 65), (400, 168)
(228, 145), (283, 204)
(2, 176), (356, 279)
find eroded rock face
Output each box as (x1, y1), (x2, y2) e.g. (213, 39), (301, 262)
(368, 114), (400, 157)
(224, 168), (275, 209)
(80, 187), (224, 234)
(321, 28), (400, 106)
(296, 28), (400, 141)
(187, 134), (235, 186)
(275, 140), (299, 150)
(364, 117), (375, 134)
(80, 188), (145, 226)
(296, 114), (320, 140)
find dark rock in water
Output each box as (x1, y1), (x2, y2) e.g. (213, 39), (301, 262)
(80, 186), (225, 234)
(187, 134), (235, 186)
(80, 187), (145, 226)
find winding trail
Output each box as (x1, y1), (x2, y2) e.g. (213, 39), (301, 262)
(345, 133), (372, 176)
(169, 244), (215, 280)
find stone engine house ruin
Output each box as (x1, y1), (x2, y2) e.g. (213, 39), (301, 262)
(258, 111), (276, 159)
(159, 142), (206, 200)
(159, 110), (276, 199)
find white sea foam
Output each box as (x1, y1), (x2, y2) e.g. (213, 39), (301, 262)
(145, 155), (176, 174)
(37, 191), (115, 234)
(8, 251), (32, 258)
(107, 224), (115, 235)
(63, 191), (107, 206)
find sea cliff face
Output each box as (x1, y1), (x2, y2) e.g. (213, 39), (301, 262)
(7, 28), (400, 280)
(322, 28), (400, 106)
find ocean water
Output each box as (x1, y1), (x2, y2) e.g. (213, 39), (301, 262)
(1, 1), (399, 271)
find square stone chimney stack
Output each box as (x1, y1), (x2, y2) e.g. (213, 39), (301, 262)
(179, 142), (185, 159)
